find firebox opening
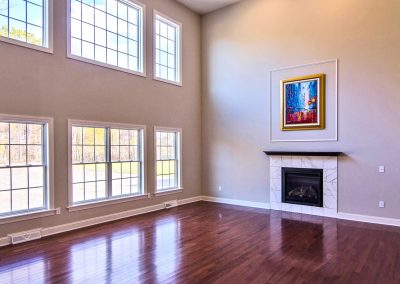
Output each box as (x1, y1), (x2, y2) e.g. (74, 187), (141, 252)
(282, 167), (323, 207)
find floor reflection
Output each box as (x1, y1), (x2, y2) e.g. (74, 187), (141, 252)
(110, 229), (144, 283)
(153, 216), (182, 283)
(69, 229), (145, 283)
(268, 212), (335, 263)
(66, 217), (182, 283)
(280, 218), (325, 261)
(69, 237), (108, 283)
(0, 256), (45, 284)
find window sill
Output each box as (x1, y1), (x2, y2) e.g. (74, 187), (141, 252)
(0, 36), (53, 54)
(68, 194), (150, 212)
(154, 188), (183, 197)
(153, 76), (182, 87)
(0, 209), (58, 225)
(67, 54), (146, 77)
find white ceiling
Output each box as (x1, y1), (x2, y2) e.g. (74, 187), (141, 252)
(176, 0), (241, 14)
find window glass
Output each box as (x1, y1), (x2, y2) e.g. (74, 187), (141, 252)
(71, 124), (144, 205)
(0, 0), (50, 48)
(0, 122), (47, 215)
(154, 14), (180, 83)
(155, 129), (180, 191)
(69, 0), (144, 73)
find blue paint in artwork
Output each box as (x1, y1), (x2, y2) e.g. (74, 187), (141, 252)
(285, 79), (319, 124)
(285, 80), (318, 112)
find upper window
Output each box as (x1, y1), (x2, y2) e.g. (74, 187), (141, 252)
(0, 116), (52, 217)
(68, 0), (145, 74)
(154, 12), (181, 85)
(155, 127), (182, 193)
(70, 121), (145, 207)
(0, 0), (52, 51)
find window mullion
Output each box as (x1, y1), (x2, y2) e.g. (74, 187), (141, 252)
(43, 124), (48, 208)
(8, 123), (13, 212)
(25, 0), (28, 42)
(26, 124), (30, 209)
(106, 128), (112, 198)
(138, 130), (142, 193)
(42, 0), (46, 46)
(94, 128), (97, 200)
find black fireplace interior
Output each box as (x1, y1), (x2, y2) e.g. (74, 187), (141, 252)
(282, 167), (323, 207)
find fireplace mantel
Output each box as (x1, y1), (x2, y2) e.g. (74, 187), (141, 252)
(264, 151), (343, 157)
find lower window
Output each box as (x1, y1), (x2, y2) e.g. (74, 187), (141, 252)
(0, 117), (52, 217)
(155, 127), (182, 192)
(70, 121), (145, 206)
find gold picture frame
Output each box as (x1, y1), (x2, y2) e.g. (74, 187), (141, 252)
(280, 73), (325, 131)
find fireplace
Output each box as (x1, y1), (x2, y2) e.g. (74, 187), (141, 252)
(282, 167), (323, 207)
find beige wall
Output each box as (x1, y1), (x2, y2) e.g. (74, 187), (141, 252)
(202, 0), (400, 218)
(0, 0), (201, 237)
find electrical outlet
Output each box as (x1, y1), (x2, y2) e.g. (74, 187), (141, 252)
(379, 166), (385, 173)
(379, 201), (385, 208)
(218, 186), (222, 191)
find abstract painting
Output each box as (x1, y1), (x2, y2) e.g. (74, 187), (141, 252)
(281, 74), (325, 131)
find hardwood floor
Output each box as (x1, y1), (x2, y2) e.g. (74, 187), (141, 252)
(0, 202), (399, 283)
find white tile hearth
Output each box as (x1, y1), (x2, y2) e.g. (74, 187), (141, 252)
(269, 155), (338, 217)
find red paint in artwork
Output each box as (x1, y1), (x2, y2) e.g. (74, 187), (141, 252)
(287, 109), (317, 124)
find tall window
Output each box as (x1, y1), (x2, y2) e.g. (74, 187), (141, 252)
(71, 126), (107, 203)
(155, 127), (181, 192)
(0, 0), (52, 50)
(110, 128), (142, 197)
(0, 118), (50, 216)
(154, 12), (181, 85)
(68, 0), (144, 74)
(70, 121), (145, 206)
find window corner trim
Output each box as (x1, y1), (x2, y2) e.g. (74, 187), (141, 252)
(66, 53), (147, 77)
(67, 194), (150, 212)
(153, 76), (182, 87)
(154, 188), (183, 197)
(0, 36), (54, 54)
(0, 209), (57, 225)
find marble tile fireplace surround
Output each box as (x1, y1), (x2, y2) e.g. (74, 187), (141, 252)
(265, 152), (342, 218)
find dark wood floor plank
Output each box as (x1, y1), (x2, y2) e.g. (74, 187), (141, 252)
(0, 202), (399, 284)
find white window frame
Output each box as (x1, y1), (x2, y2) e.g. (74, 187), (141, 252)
(0, 0), (54, 54)
(153, 10), (182, 86)
(68, 119), (148, 212)
(0, 114), (56, 225)
(154, 126), (183, 196)
(66, 0), (146, 76)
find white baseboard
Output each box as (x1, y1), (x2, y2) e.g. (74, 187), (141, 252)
(337, 212), (400, 227)
(178, 196), (203, 205)
(0, 196), (201, 248)
(41, 203), (164, 237)
(2, 196), (399, 248)
(0, 236), (9, 247)
(201, 195), (400, 227)
(201, 196), (271, 209)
